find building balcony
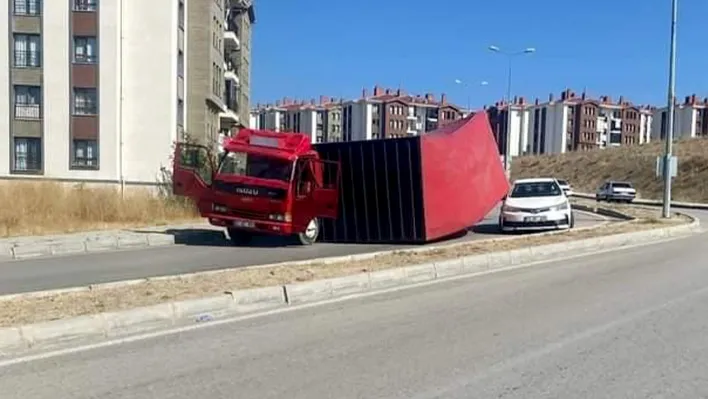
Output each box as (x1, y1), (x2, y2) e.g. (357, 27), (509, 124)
(220, 109), (239, 127)
(224, 62), (239, 84)
(224, 21), (240, 51)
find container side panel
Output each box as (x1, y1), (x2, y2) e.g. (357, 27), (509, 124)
(420, 112), (509, 241)
(314, 138), (425, 243)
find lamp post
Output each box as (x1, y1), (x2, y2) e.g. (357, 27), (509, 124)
(488, 45), (535, 179)
(662, 0), (678, 218)
(454, 79), (488, 115)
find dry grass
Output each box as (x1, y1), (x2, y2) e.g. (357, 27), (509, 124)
(0, 181), (200, 238)
(0, 215), (690, 327)
(512, 137), (708, 202)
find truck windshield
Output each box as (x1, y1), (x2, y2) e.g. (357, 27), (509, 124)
(217, 151), (293, 182)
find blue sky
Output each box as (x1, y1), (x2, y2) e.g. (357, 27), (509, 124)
(251, 0), (707, 110)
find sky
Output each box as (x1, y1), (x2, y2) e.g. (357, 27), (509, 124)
(250, 0), (707, 110)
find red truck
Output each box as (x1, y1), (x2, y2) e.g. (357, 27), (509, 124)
(173, 128), (341, 245)
(173, 112), (509, 245)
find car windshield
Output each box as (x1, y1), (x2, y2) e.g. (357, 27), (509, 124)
(217, 151), (293, 182)
(557, 180), (569, 186)
(510, 181), (562, 198)
(612, 182), (633, 188)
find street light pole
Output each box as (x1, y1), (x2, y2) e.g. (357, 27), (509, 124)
(454, 79), (488, 115)
(662, 0), (678, 218)
(488, 45), (535, 180)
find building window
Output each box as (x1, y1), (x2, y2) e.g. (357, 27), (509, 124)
(72, 139), (98, 168)
(14, 85), (42, 119)
(13, 137), (42, 172)
(73, 0), (96, 11)
(177, 99), (184, 126)
(178, 0), (184, 29)
(13, 34), (41, 68)
(73, 36), (98, 63)
(13, 0), (41, 15)
(73, 88), (98, 115)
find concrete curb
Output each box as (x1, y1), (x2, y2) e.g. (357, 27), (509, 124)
(0, 205), (615, 302)
(0, 212), (699, 355)
(572, 193), (708, 210)
(0, 226), (225, 260)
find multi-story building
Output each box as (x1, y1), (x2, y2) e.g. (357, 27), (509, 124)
(488, 89), (653, 156)
(252, 86), (464, 143)
(651, 94), (708, 141)
(342, 86), (463, 141)
(251, 96), (345, 143)
(0, 0), (255, 188)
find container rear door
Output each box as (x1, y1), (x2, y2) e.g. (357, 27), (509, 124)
(173, 143), (214, 199)
(311, 159), (340, 219)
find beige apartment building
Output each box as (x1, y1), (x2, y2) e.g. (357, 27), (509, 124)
(0, 0), (254, 187)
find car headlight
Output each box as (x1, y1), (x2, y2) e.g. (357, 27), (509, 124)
(550, 201), (569, 212)
(502, 205), (523, 213)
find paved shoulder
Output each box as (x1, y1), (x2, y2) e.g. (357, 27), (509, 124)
(1, 229), (705, 398)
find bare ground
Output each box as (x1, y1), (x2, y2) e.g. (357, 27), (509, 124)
(0, 214), (690, 327)
(512, 137), (708, 202)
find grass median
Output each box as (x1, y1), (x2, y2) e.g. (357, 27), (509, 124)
(0, 210), (691, 328)
(0, 181), (199, 238)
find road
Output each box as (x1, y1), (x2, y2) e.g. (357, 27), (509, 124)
(0, 208), (606, 295)
(0, 212), (704, 398)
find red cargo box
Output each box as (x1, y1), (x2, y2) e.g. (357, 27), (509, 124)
(420, 112), (509, 241)
(315, 112), (508, 243)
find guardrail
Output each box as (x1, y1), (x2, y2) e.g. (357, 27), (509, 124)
(571, 193), (708, 210)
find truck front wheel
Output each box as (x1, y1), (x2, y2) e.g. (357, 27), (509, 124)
(296, 218), (320, 245)
(227, 228), (253, 246)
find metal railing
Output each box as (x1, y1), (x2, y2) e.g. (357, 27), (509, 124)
(15, 103), (41, 119)
(74, 53), (97, 63)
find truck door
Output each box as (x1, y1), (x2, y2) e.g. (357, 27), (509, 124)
(310, 158), (340, 219)
(173, 142), (214, 199)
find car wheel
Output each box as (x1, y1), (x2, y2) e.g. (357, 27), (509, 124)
(227, 228), (253, 246)
(296, 218), (320, 245)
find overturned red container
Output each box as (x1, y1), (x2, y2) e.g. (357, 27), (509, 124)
(314, 112), (508, 243)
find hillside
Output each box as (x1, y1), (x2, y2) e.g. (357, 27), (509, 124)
(511, 138), (708, 203)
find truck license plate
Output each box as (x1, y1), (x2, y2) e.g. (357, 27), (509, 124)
(233, 220), (255, 228)
(524, 216), (546, 222)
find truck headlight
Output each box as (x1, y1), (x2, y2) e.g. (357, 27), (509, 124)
(268, 213), (292, 222)
(212, 204), (228, 213)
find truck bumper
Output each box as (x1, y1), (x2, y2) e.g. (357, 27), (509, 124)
(206, 214), (296, 236)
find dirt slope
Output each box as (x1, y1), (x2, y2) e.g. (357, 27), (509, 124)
(511, 138), (708, 202)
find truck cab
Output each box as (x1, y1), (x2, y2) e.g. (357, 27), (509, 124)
(172, 128), (340, 245)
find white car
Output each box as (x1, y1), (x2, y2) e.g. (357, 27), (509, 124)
(499, 178), (574, 233)
(556, 179), (573, 197)
(595, 180), (636, 203)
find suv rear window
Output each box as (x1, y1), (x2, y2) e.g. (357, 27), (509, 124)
(612, 182), (633, 188)
(557, 180), (569, 186)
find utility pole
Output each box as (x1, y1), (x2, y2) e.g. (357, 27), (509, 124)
(662, 0), (678, 218)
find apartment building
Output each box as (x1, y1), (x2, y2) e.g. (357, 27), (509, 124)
(251, 96), (344, 143)
(0, 0), (254, 187)
(488, 89), (653, 156)
(651, 94), (708, 141)
(252, 85), (463, 143)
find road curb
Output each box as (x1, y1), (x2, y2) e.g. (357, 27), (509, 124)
(572, 193), (708, 210)
(0, 226), (224, 260)
(0, 205), (614, 302)
(0, 212), (699, 355)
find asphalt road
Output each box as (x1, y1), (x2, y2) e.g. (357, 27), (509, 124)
(0, 207), (606, 295)
(0, 211), (705, 398)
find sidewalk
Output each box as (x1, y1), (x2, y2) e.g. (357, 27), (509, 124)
(0, 223), (226, 260)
